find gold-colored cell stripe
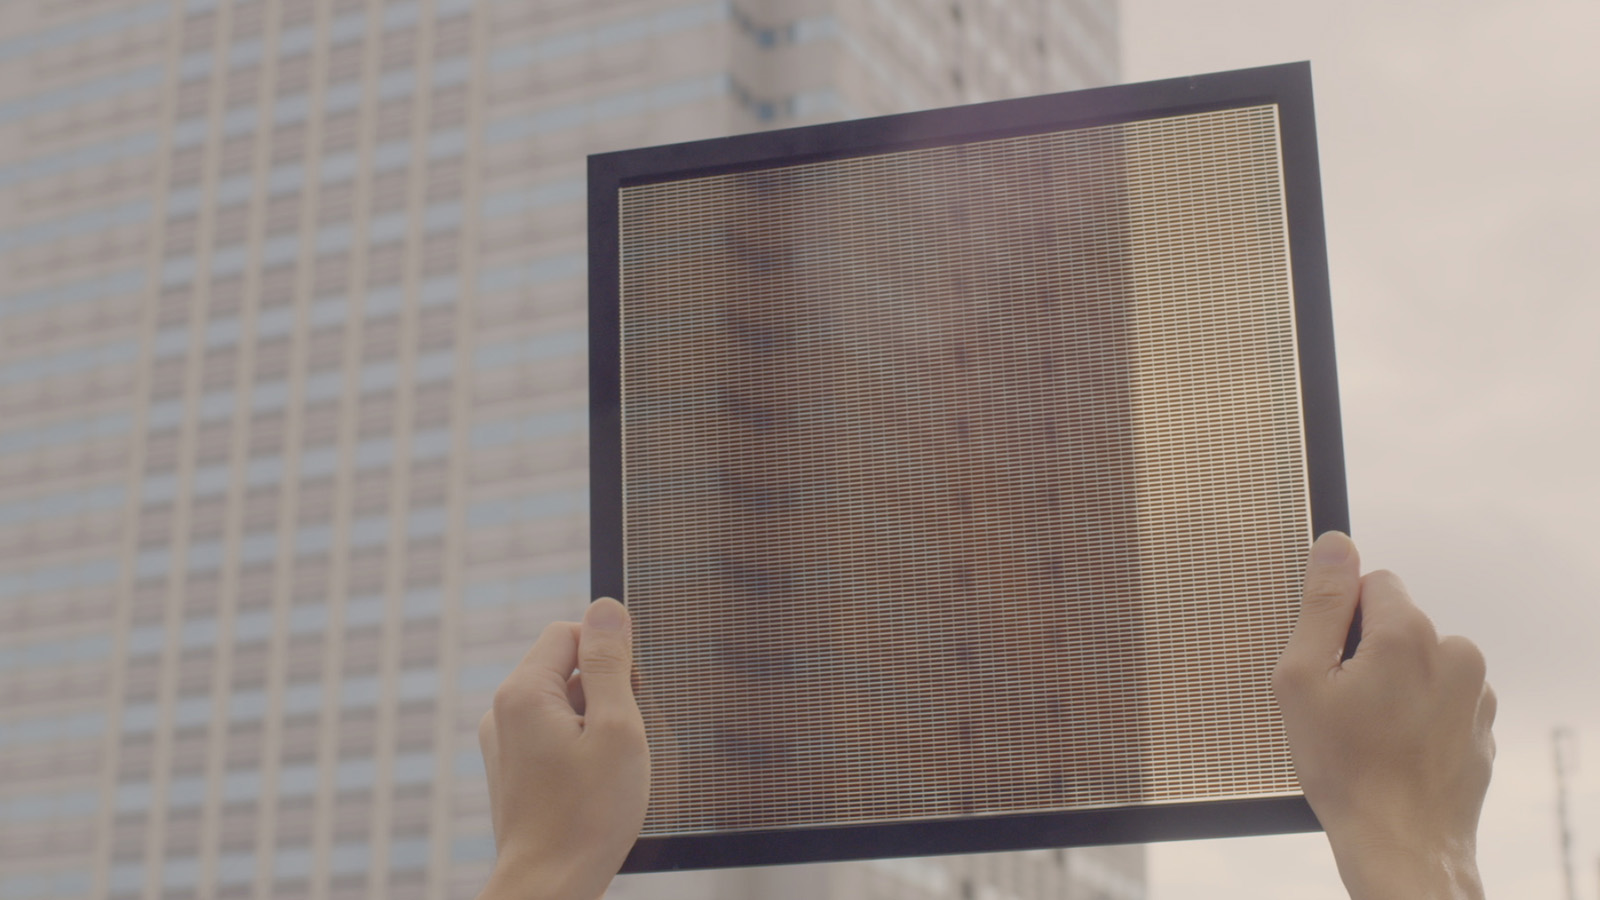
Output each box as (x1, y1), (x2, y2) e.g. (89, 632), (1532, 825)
(618, 104), (1308, 836)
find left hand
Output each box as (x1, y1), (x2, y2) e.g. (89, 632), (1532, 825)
(478, 598), (650, 900)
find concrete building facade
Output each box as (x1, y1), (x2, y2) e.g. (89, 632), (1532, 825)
(0, 1), (1137, 899)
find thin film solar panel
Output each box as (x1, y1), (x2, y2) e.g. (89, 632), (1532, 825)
(589, 62), (1348, 871)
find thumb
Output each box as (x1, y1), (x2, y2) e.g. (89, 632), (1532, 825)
(1282, 531), (1362, 673)
(577, 597), (639, 723)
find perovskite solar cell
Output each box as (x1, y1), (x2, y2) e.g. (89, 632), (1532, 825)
(589, 61), (1347, 871)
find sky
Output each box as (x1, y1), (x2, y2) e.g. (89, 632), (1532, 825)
(1118, 0), (1600, 897)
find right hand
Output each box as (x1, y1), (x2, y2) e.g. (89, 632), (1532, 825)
(1273, 532), (1496, 900)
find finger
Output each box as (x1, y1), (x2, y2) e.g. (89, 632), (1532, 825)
(567, 671), (587, 715)
(477, 711), (504, 851)
(1283, 531), (1362, 672)
(1356, 570), (1438, 656)
(1480, 681), (1498, 729)
(576, 597), (640, 726)
(494, 621), (581, 722)
(1437, 634), (1488, 692)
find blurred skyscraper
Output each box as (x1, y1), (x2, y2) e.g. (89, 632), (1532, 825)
(0, 2), (1134, 900)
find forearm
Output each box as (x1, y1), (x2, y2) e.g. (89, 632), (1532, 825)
(477, 858), (596, 900)
(1329, 838), (1485, 900)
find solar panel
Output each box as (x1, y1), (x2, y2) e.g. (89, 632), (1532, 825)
(588, 62), (1347, 871)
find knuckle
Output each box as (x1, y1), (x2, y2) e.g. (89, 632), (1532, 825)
(1363, 568), (1411, 593)
(589, 709), (647, 745)
(477, 710), (495, 746)
(492, 681), (541, 720)
(537, 620), (575, 644)
(1300, 572), (1348, 609)
(1439, 634), (1488, 682)
(581, 642), (633, 675)
(1362, 569), (1411, 606)
(1270, 657), (1309, 699)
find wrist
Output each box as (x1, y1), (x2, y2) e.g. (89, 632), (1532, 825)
(1328, 835), (1484, 900)
(479, 848), (614, 900)
(478, 855), (578, 900)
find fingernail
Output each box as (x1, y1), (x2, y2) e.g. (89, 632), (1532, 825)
(586, 597), (629, 633)
(1311, 531), (1352, 565)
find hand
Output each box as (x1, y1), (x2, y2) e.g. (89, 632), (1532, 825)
(1274, 532), (1496, 900)
(477, 598), (650, 900)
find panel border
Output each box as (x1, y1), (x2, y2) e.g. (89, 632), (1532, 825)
(588, 61), (1346, 873)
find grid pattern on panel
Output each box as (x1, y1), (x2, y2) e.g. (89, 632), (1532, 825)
(618, 104), (1308, 836)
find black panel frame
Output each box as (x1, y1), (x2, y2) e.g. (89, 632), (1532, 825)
(589, 61), (1346, 873)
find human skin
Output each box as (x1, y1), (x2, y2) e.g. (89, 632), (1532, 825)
(478, 532), (1496, 900)
(1274, 531), (1496, 900)
(476, 597), (648, 900)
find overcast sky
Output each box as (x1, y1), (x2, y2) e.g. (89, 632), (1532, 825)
(1119, 0), (1600, 897)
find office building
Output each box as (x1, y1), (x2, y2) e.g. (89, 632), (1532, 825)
(0, 1), (1134, 899)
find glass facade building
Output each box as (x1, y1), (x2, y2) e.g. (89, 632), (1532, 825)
(0, 1), (1137, 899)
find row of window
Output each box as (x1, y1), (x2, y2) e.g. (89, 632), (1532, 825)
(484, 73), (727, 144)
(173, 57), (470, 151)
(0, 199), (152, 257)
(182, 0), (475, 53)
(108, 834), (430, 892)
(0, 132), (159, 191)
(0, 633), (110, 675)
(125, 586), (443, 661)
(0, 870), (91, 900)
(120, 668), (438, 736)
(5, 391), (572, 481)
(0, 788), (96, 824)
(6, 581), (558, 686)
(152, 276), (457, 361)
(0, 559), (119, 601)
(162, 203), (462, 289)
(162, 199), (461, 288)
(0, 1), (167, 66)
(0, 64), (163, 129)
(0, 340), (140, 388)
(485, 1), (834, 76)
(0, 709), (103, 749)
(133, 503), (448, 578)
(166, 127), (466, 218)
(141, 429), (449, 506)
(488, 0), (725, 72)
(0, 397), (445, 467)
(116, 751), (436, 814)
(0, 270), (143, 323)
(0, 411), (129, 458)
(143, 353), (454, 432)
(0, 484), (124, 528)
(180, 0), (459, 80)
(3, 400), (575, 516)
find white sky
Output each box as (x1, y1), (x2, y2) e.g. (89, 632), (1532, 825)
(1119, 0), (1600, 897)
